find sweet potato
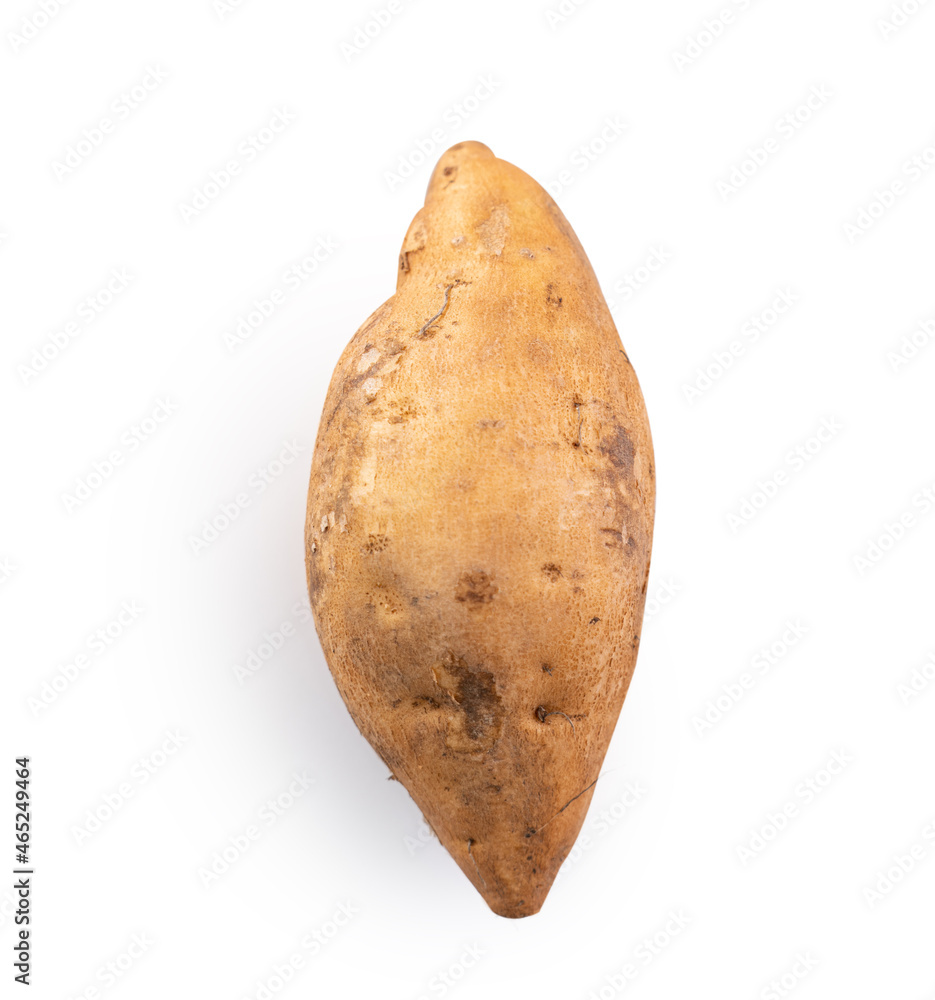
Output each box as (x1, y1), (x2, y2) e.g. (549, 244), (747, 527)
(305, 141), (655, 917)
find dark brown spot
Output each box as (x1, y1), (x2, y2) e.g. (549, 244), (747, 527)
(541, 663), (553, 675)
(589, 617), (600, 625)
(362, 533), (388, 553)
(542, 563), (563, 582)
(600, 423), (635, 474)
(432, 652), (503, 752)
(455, 571), (497, 607)
(600, 528), (624, 548)
(386, 397), (420, 424)
(546, 283), (563, 308)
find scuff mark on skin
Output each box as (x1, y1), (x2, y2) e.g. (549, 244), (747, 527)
(362, 377), (383, 401)
(467, 839), (486, 886)
(357, 348), (381, 373)
(349, 421), (394, 502)
(475, 204), (509, 256)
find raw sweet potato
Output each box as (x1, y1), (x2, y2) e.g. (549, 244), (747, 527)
(305, 140), (655, 917)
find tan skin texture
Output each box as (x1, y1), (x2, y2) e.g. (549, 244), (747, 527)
(305, 141), (655, 918)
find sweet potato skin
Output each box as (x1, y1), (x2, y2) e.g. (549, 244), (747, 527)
(305, 141), (654, 918)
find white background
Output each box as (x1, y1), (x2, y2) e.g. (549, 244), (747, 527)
(2, 0), (934, 997)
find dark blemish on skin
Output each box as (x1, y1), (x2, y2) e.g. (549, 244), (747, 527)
(541, 663), (553, 675)
(362, 533), (388, 553)
(432, 653), (503, 750)
(399, 252), (409, 272)
(542, 563), (563, 581)
(443, 165), (458, 187)
(546, 283), (563, 308)
(600, 528), (624, 547)
(455, 571), (497, 606)
(599, 423), (636, 474)
(386, 398), (420, 425)
(589, 617), (600, 624)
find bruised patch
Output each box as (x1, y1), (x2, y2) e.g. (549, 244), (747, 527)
(526, 339), (552, 365)
(432, 652), (503, 752)
(455, 571), (498, 606)
(600, 423), (635, 475)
